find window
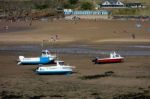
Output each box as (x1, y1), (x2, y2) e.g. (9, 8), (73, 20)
(42, 52), (46, 55)
(59, 62), (64, 65)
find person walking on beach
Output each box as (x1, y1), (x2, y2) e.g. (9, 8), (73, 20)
(29, 18), (33, 26)
(131, 34), (135, 39)
(4, 25), (9, 31)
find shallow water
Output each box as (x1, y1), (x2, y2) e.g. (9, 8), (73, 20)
(0, 44), (150, 56)
(130, 45), (150, 48)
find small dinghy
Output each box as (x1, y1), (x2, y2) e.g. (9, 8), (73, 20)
(17, 50), (56, 65)
(92, 52), (124, 64)
(36, 61), (75, 75)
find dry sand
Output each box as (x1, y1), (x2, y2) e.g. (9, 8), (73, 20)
(0, 19), (150, 99)
(0, 19), (150, 43)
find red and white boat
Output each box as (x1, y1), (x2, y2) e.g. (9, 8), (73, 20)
(92, 52), (124, 64)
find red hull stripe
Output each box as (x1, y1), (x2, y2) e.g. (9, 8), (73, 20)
(97, 59), (123, 63)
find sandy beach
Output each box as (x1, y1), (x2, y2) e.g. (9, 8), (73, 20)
(0, 19), (150, 43)
(0, 19), (150, 99)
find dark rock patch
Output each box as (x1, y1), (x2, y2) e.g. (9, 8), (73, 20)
(29, 95), (45, 99)
(80, 71), (114, 80)
(113, 92), (150, 99)
(1, 91), (22, 99)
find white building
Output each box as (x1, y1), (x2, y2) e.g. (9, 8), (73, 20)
(64, 9), (110, 20)
(100, 0), (125, 8)
(100, 0), (144, 8)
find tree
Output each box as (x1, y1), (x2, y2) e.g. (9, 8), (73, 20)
(68, 0), (79, 5)
(81, 2), (94, 10)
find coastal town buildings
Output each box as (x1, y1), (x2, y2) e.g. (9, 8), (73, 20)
(64, 9), (110, 20)
(99, 0), (144, 8)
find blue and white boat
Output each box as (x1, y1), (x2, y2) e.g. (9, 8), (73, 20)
(36, 61), (75, 75)
(17, 50), (56, 65)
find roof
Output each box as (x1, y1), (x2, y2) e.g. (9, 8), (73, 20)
(42, 50), (49, 52)
(102, 0), (118, 4)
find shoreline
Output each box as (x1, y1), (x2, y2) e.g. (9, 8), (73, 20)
(0, 38), (150, 45)
(0, 19), (149, 46)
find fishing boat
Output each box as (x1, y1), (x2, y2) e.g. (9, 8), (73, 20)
(17, 50), (56, 65)
(36, 61), (75, 75)
(92, 52), (124, 64)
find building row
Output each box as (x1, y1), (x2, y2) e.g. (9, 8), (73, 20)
(63, 9), (110, 20)
(99, 0), (144, 8)
(64, 9), (109, 15)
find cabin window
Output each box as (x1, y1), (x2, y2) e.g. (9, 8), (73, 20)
(47, 52), (50, 55)
(59, 62), (64, 65)
(116, 55), (119, 57)
(42, 52), (46, 55)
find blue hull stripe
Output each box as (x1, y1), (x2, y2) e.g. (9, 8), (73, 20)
(21, 60), (54, 65)
(20, 57), (55, 65)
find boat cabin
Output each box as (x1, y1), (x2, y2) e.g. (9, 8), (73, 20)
(110, 52), (121, 58)
(41, 50), (51, 57)
(56, 61), (65, 66)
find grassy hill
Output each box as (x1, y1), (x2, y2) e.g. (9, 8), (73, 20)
(0, 0), (149, 17)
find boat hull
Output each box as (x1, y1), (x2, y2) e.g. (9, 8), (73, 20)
(18, 57), (55, 65)
(36, 70), (72, 75)
(19, 60), (55, 65)
(94, 58), (123, 64)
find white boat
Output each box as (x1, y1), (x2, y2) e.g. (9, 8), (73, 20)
(36, 61), (75, 75)
(17, 50), (56, 65)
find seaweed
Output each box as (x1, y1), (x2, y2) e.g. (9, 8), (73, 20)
(1, 91), (22, 99)
(80, 71), (114, 80)
(113, 92), (150, 99)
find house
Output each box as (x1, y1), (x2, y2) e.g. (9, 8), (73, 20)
(125, 3), (144, 8)
(100, 0), (125, 8)
(99, 0), (144, 8)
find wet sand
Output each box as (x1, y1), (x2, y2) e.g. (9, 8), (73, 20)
(0, 43), (150, 99)
(0, 20), (150, 98)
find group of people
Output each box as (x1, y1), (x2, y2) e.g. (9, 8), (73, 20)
(50, 34), (59, 42)
(4, 25), (9, 31)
